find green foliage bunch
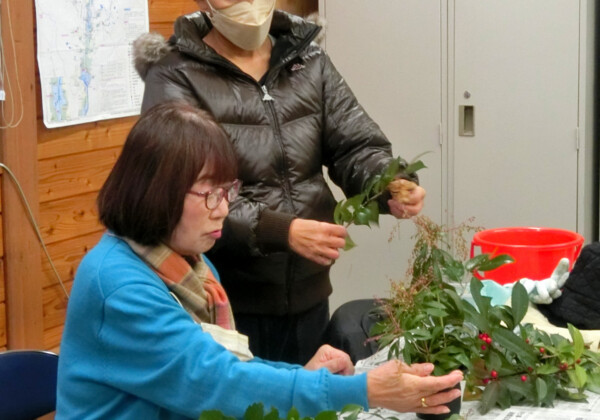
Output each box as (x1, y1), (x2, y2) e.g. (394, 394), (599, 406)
(372, 216), (513, 377)
(464, 282), (600, 413)
(199, 403), (365, 420)
(372, 215), (600, 414)
(333, 155), (426, 250)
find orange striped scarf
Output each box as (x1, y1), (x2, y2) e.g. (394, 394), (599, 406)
(124, 239), (235, 330)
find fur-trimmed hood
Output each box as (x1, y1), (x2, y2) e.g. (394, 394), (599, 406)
(132, 10), (325, 81)
(133, 32), (172, 81)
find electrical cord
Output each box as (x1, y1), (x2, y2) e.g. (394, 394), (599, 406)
(0, 163), (69, 299)
(0, 0), (25, 129)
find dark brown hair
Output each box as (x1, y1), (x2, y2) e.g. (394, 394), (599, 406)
(98, 101), (238, 245)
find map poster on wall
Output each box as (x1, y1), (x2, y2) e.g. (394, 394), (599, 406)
(35, 0), (149, 128)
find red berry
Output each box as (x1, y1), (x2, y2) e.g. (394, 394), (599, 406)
(539, 347), (545, 354)
(485, 337), (492, 344)
(525, 338), (530, 344)
(521, 375), (527, 382)
(576, 359), (582, 364)
(483, 378), (490, 385)
(491, 370), (498, 378)
(481, 345), (487, 351)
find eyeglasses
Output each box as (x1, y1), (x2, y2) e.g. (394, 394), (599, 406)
(188, 179), (242, 210)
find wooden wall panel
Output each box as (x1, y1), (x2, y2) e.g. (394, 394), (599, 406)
(0, 258), (4, 350)
(150, 22), (177, 39)
(44, 324), (63, 354)
(0, 302), (6, 350)
(277, 0), (318, 16)
(0, 181), (4, 349)
(38, 118), (135, 160)
(0, 218), (3, 262)
(38, 147), (122, 204)
(149, 0), (198, 23)
(43, 280), (72, 335)
(41, 231), (104, 289)
(39, 192), (104, 245)
(0, 259), (4, 303)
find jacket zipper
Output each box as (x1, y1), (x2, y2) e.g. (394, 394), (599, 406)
(256, 24), (321, 213)
(259, 84), (296, 215)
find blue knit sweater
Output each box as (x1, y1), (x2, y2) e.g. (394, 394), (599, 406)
(56, 234), (368, 419)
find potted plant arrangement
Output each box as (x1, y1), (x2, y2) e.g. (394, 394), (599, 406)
(334, 156), (600, 418)
(369, 214), (600, 418)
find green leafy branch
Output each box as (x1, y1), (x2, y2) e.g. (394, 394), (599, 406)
(198, 403), (367, 420)
(334, 155), (427, 250)
(462, 280), (600, 414)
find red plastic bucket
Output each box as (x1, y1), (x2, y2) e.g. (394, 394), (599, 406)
(470, 227), (584, 285)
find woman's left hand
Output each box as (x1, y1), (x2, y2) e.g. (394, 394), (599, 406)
(388, 183), (426, 219)
(304, 344), (354, 375)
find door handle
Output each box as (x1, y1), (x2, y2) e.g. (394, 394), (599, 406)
(459, 105), (475, 136)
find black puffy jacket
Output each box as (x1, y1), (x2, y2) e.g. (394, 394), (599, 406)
(135, 11), (395, 315)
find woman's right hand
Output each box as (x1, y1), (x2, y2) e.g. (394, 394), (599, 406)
(288, 219), (347, 266)
(366, 360), (463, 415)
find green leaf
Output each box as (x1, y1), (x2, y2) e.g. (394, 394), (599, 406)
(510, 281), (529, 326)
(343, 235), (356, 251)
(264, 407), (281, 420)
(354, 207), (373, 226)
(479, 380), (500, 414)
(568, 323), (585, 361)
(586, 371), (600, 393)
(464, 254), (490, 272)
(541, 377), (558, 406)
(382, 159), (401, 181)
(469, 278), (490, 318)
(496, 384), (512, 410)
(502, 375), (531, 400)
(491, 328), (538, 368)
(333, 201), (345, 225)
(200, 410), (231, 420)
(489, 306), (516, 331)
(339, 404), (363, 420)
(354, 201), (380, 226)
(339, 404), (364, 414)
(536, 377), (548, 402)
(556, 388), (588, 401)
(476, 254), (515, 272)
(285, 407), (300, 420)
(463, 300), (489, 333)
(404, 159), (427, 175)
(314, 411), (337, 420)
(537, 363), (560, 375)
(568, 364), (588, 390)
(408, 328), (433, 340)
(363, 174), (382, 195)
(244, 403), (265, 420)
(424, 307), (449, 318)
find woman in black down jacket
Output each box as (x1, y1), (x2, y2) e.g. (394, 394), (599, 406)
(134, 0), (426, 364)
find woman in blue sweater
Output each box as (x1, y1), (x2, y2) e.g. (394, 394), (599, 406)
(56, 102), (462, 419)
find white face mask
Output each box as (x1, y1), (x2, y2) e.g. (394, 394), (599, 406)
(207, 0), (276, 51)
